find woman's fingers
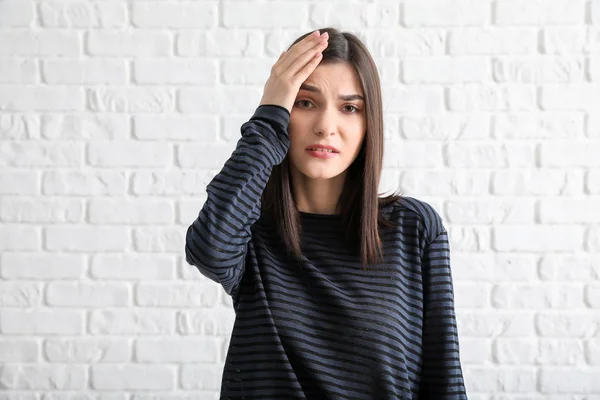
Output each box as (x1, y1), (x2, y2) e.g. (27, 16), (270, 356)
(291, 39), (327, 81)
(276, 31), (327, 76)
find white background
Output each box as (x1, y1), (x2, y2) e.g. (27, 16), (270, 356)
(1, 0), (599, 398)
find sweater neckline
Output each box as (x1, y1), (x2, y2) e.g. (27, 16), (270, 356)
(298, 211), (342, 219)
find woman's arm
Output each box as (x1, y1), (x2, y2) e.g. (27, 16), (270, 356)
(418, 229), (468, 399)
(184, 104), (290, 298)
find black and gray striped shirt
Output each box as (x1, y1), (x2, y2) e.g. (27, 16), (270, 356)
(185, 104), (468, 399)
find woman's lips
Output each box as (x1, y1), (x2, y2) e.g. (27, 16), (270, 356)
(306, 149), (339, 159)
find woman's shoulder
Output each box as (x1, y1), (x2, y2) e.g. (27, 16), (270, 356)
(379, 195), (445, 244)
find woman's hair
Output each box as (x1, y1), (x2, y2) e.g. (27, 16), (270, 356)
(261, 26), (404, 269)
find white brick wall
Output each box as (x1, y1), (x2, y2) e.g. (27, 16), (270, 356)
(0, 0), (598, 398)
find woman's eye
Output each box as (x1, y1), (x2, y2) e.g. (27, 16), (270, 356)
(296, 100), (313, 108)
(295, 100), (360, 114)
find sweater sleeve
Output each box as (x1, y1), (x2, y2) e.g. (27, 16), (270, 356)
(418, 229), (468, 399)
(184, 104), (290, 298)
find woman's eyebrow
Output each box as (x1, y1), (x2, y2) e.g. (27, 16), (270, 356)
(299, 83), (364, 102)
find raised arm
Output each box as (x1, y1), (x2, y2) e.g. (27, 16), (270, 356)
(184, 105), (290, 297)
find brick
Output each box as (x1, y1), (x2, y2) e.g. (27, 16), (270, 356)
(0, 142), (82, 167)
(539, 255), (600, 281)
(464, 366), (536, 392)
(42, 59), (127, 84)
(133, 59), (217, 84)
(0, 30), (81, 56)
(41, 114), (129, 140)
(446, 198), (533, 223)
(133, 115), (217, 140)
(447, 142), (535, 167)
(87, 31), (170, 56)
(177, 30), (262, 57)
(178, 87), (259, 114)
(382, 86), (444, 113)
(91, 365), (175, 390)
(494, 0), (585, 25)
(90, 254), (176, 280)
(448, 84), (536, 111)
(45, 338), (130, 363)
(136, 283), (217, 307)
(177, 143), (238, 168)
(589, 170), (600, 193)
(311, 1), (398, 28)
(492, 56), (584, 83)
(493, 339), (537, 364)
(452, 254), (537, 282)
(46, 282), (130, 307)
(540, 141), (600, 166)
(132, 2), (216, 28)
(456, 311), (534, 337)
(400, 114), (490, 142)
(593, 0), (600, 24)
(180, 365), (222, 391)
(0, 170), (38, 194)
(0, 226), (40, 251)
(45, 226), (129, 252)
(0, 365), (86, 390)
(0, 310), (84, 335)
(362, 30), (445, 57)
(39, 1), (127, 28)
(449, 28), (536, 55)
(132, 171), (212, 195)
(88, 87), (174, 113)
(1, 253), (85, 279)
(493, 169), (583, 195)
(88, 199), (174, 224)
(132, 227), (185, 253)
(0, 1), (34, 27)
(491, 284), (585, 309)
(0, 86), (84, 111)
(223, 1), (305, 28)
(494, 113), (583, 139)
(177, 310), (235, 336)
(540, 198), (600, 223)
(135, 338), (218, 362)
(400, 170), (489, 196)
(541, 84), (600, 110)
(495, 226), (582, 252)
(43, 170), (126, 196)
(88, 141), (171, 167)
(404, 0), (488, 27)
(0, 198), (83, 223)
(403, 57), (488, 83)
(382, 141), (442, 168)
(0, 58), (37, 83)
(0, 282), (41, 307)
(89, 310), (174, 335)
(0, 339), (39, 362)
(178, 199), (206, 225)
(541, 27), (600, 54)
(453, 283), (488, 308)
(0, 114), (39, 139)
(539, 368), (600, 392)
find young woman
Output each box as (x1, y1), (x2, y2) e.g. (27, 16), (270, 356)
(185, 27), (468, 399)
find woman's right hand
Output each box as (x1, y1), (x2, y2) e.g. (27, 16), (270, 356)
(259, 30), (329, 114)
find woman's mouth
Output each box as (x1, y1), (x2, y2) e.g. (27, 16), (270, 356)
(306, 149), (339, 159)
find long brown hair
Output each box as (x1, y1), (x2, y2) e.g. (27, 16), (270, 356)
(261, 27), (403, 270)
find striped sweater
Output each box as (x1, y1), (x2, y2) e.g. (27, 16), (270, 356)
(185, 104), (468, 399)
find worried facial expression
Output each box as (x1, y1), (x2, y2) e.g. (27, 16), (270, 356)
(287, 62), (367, 181)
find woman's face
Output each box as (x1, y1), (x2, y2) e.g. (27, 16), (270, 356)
(287, 62), (366, 181)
